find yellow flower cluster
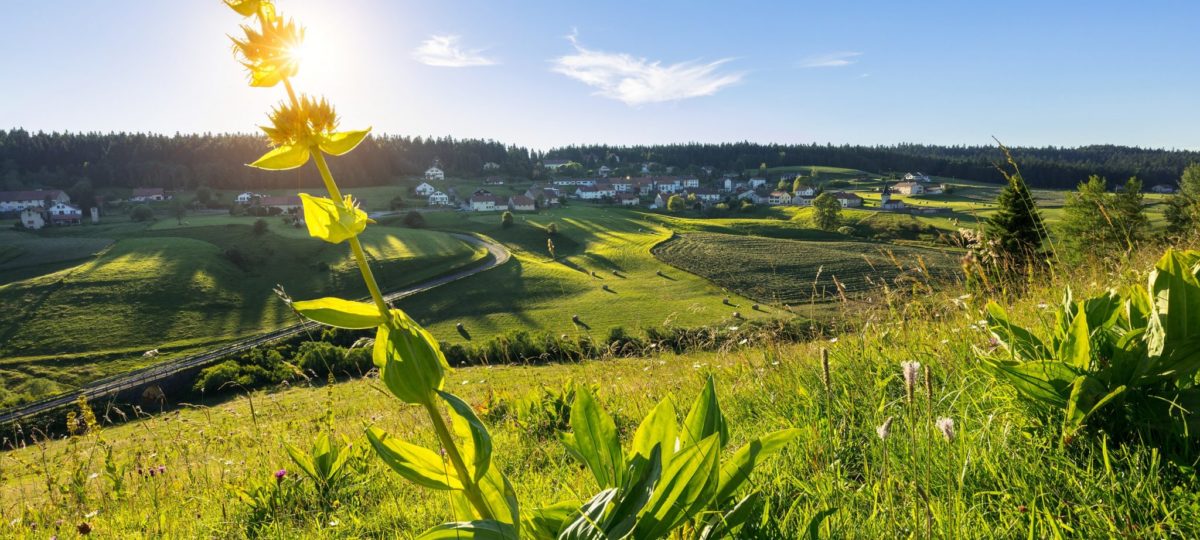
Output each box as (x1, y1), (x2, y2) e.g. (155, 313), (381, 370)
(228, 0), (303, 88)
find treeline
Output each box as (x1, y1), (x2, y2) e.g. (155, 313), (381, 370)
(0, 129), (533, 192)
(1, 128), (1197, 192)
(547, 142), (1200, 190)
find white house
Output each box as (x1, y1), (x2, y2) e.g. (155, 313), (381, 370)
(688, 189), (722, 203)
(20, 207), (45, 230)
(610, 179), (633, 192)
(892, 181), (926, 195)
(793, 197), (814, 207)
(415, 182), (437, 196)
(236, 192), (258, 204)
(576, 184), (616, 200)
(682, 178), (700, 188)
(904, 172), (933, 183)
(832, 192), (863, 208)
(47, 202), (83, 225)
(543, 159), (571, 171)
(469, 194), (501, 211)
(598, 165), (612, 177)
(552, 178), (597, 187)
(768, 191), (793, 205)
(722, 178), (735, 192)
(0, 190), (70, 213)
(793, 186), (816, 197)
(748, 178), (768, 189)
(1151, 184), (1177, 194)
(526, 186), (560, 206)
(653, 192), (673, 209)
(424, 166), (445, 181)
(737, 189), (768, 204)
(482, 161), (501, 171)
(428, 191), (451, 206)
(655, 179), (682, 193)
(879, 186), (906, 210)
(131, 188), (167, 202)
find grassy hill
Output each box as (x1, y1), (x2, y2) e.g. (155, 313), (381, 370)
(383, 207), (782, 344)
(653, 232), (961, 307)
(0, 220), (486, 402)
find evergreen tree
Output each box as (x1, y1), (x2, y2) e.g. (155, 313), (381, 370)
(792, 177), (804, 194)
(986, 171), (1047, 270)
(1113, 177), (1148, 246)
(1166, 163), (1200, 237)
(811, 192), (841, 231)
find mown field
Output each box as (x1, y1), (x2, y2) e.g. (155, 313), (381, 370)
(2, 244), (1195, 538)
(385, 206), (781, 345)
(653, 232), (961, 307)
(0, 217), (487, 406)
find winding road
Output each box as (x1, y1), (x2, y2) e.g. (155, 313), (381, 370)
(0, 233), (509, 425)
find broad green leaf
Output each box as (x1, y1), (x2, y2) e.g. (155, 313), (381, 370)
(416, 520), (517, 540)
(1147, 249), (1200, 356)
(569, 386), (624, 489)
(806, 507), (840, 540)
(1057, 306), (1092, 371)
(374, 310), (448, 404)
(635, 434), (722, 539)
(698, 491), (760, 540)
(249, 144), (310, 170)
(1063, 376), (1125, 438)
(284, 443), (318, 481)
(984, 360), (1078, 409)
(630, 395), (677, 464)
(715, 428), (801, 503)
(299, 193), (369, 245)
(986, 301), (1050, 361)
(558, 488), (618, 540)
(365, 426), (461, 490)
(290, 296), (384, 329)
(440, 390), (493, 483)
(319, 128), (372, 156)
(605, 446), (663, 539)
(682, 376), (729, 449)
(521, 501), (579, 540)
(474, 461), (521, 526)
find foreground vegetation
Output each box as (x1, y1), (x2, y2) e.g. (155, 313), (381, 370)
(3, 244), (1198, 537)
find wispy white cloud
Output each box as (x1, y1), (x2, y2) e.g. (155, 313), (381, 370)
(799, 51), (863, 68)
(413, 35), (497, 67)
(551, 34), (742, 106)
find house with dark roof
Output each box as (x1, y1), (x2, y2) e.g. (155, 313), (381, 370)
(259, 195), (302, 212)
(470, 194), (501, 212)
(508, 195), (536, 212)
(131, 188), (168, 202)
(832, 192), (863, 208)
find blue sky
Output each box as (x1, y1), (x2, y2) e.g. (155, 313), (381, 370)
(2, 1), (1197, 150)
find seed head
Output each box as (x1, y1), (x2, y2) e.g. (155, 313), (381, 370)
(902, 361), (921, 404)
(936, 417), (955, 443)
(876, 416), (894, 441)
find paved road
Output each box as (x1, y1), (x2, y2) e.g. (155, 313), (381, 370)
(0, 233), (509, 425)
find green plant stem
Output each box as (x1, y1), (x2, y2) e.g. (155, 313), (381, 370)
(311, 151), (389, 316)
(310, 147), (494, 522)
(423, 399), (496, 521)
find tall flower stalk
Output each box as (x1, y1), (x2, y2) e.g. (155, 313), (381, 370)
(223, 0), (500, 524)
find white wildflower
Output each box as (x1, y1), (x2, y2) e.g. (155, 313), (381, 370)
(937, 417), (956, 442)
(876, 416), (894, 440)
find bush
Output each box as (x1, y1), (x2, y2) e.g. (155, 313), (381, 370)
(546, 222), (558, 235)
(252, 218), (268, 235)
(402, 210), (425, 228)
(836, 225), (856, 236)
(501, 211), (514, 228)
(129, 205), (154, 222)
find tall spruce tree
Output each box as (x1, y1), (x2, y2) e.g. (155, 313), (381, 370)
(1060, 175), (1113, 261)
(1167, 163), (1200, 237)
(1113, 177), (1148, 246)
(987, 171), (1047, 270)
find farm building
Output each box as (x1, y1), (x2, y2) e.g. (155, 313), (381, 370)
(483, 176), (505, 185)
(525, 186), (560, 206)
(259, 195), (301, 212)
(748, 178), (768, 189)
(904, 172), (932, 183)
(542, 159), (571, 171)
(682, 178), (700, 188)
(794, 186), (816, 197)
(424, 166), (445, 181)
(615, 193), (640, 206)
(892, 182), (926, 195)
(0, 189), (70, 213)
(482, 161), (501, 171)
(428, 191), (451, 206)
(20, 207), (45, 229)
(236, 192), (260, 203)
(879, 185), (906, 210)
(415, 182), (437, 196)
(832, 192), (863, 208)
(1151, 184), (1176, 194)
(48, 202), (83, 225)
(737, 188), (769, 205)
(130, 188), (168, 202)
(469, 194), (501, 212)
(598, 165), (612, 177)
(576, 184), (616, 200)
(768, 191), (792, 205)
(508, 195), (536, 212)
(687, 188), (721, 203)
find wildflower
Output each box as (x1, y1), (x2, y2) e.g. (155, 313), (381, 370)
(225, 0), (272, 18)
(902, 361), (921, 404)
(231, 13), (304, 87)
(251, 96), (372, 171)
(275, 469), (287, 482)
(1017, 504), (1028, 513)
(876, 416), (894, 440)
(77, 522), (92, 535)
(157, 465), (166, 475)
(936, 417), (956, 442)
